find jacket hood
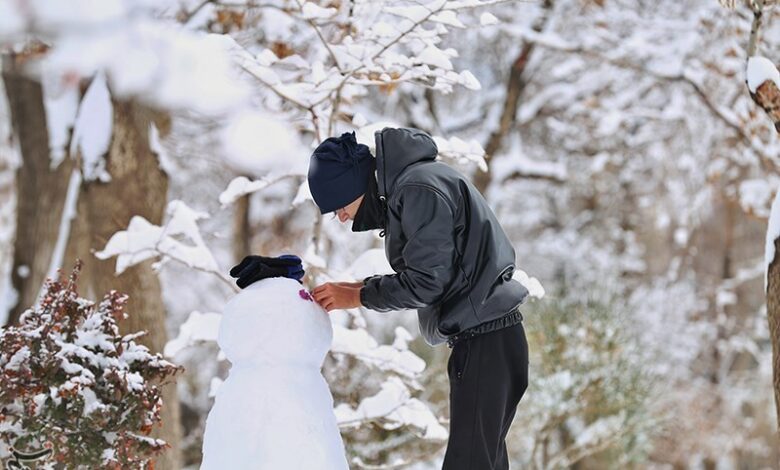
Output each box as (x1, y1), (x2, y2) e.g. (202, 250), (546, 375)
(374, 127), (438, 199)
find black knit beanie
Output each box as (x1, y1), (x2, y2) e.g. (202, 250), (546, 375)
(307, 131), (373, 214)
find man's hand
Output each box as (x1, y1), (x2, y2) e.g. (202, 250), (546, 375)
(311, 282), (362, 312)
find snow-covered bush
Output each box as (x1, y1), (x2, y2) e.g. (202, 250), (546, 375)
(0, 259), (182, 468)
(511, 296), (661, 469)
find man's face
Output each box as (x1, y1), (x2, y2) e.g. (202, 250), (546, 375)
(334, 194), (364, 223)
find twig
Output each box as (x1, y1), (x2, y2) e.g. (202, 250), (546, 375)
(747, 0), (766, 57)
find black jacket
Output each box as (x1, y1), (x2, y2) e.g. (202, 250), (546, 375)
(358, 127), (529, 347)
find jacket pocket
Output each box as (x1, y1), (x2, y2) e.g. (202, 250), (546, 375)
(480, 264), (515, 306)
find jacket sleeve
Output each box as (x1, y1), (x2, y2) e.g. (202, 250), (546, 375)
(359, 185), (458, 311)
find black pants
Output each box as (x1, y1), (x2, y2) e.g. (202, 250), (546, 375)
(442, 321), (529, 469)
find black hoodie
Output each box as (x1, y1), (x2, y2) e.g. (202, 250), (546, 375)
(358, 127), (529, 347)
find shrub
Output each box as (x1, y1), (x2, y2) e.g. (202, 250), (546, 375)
(0, 259), (182, 469)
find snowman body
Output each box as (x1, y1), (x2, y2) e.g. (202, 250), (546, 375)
(200, 277), (349, 470)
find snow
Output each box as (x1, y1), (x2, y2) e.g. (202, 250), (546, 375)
(81, 388), (106, 416)
(220, 176), (279, 207)
(164, 311), (222, 358)
(69, 72), (113, 182)
(433, 135), (487, 170)
(94, 199), (219, 276)
(746, 56), (780, 94)
(765, 185), (780, 292)
(480, 12), (499, 26)
(16, 265), (29, 278)
(331, 325), (426, 378)
(458, 69), (481, 90)
(513, 269), (545, 299)
(385, 4), (436, 23)
(291, 178), (314, 208)
(430, 11), (465, 29)
(201, 276), (349, 469)
(371, 22), (398, 38)
(28, 6), (250, 115)
(0, 1), (24, 37)
(219, 109), (306, 176)
(490, 152), (567, 183)
(573, 412), (625, 448)
(301, 2), (338, 20)
(345, 248), (395, 280)
(125, 372), (144, 391)
(5, 346), (30, 371)
(334, 376), (448, 440)
(41, 67), (80, 169)
(740, 178), (774, 218)
(207, 377), (222, 398)
(149, 123), (176, 175)
(38, 169), (81, 308)
(6, 0), (775, 466)
(302, 241), (328, 269)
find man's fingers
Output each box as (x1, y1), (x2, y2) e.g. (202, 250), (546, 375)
(312, 290), (330, 305)
(312, 283), (332, 295)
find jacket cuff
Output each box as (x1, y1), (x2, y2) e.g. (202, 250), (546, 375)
(359, 276), (388, 311)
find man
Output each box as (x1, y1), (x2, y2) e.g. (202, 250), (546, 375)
(307, 127), (529, 470)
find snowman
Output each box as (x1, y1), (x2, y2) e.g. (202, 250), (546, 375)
(200, 273), (350, 469)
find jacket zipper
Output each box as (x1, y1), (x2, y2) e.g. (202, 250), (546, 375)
(377, 130), (387, 238)
(379, 131), (387, 201)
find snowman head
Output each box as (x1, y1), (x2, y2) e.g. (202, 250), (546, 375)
(217, 276), (333, 368)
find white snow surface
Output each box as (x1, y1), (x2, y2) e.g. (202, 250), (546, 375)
(219, 109), (307, 176)
(746, 56), (780, 93)
(164, 311), (221, 358)
(69, 72), (113, 182)
(94, 199), (218, 275)
(200, 276), (349, 470)
(513, 269), (546, 299)
(765, 185), (780, 292)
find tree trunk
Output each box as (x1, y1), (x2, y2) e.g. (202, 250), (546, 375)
(62, 98), (182, 469)
(474, 0), (554, 195)
(767, 237), (780, 429)
(233, 193), (251, 264)
(4, 55), (183, 466)
(2, 53), (75, 325)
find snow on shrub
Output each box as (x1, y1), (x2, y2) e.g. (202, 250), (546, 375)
(0, 259), (182, 468)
